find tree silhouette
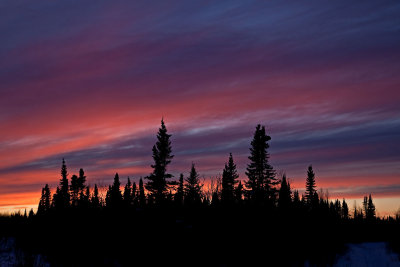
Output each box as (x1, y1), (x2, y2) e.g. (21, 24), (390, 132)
(79, 186), (90, 209)
(70, 174), (79, 207)
(145, 119), (174, 205)
(245, 124), (276, 204)
(29, 121), (400, 267)
(293, 190), (300, 207)
(184, 163), (203, 206)
(342, 199), (349, 219)
(77, 168), (86, 193)
(138, 178), (146, 207)
(52, 159), (70, 210)
(305, 165), (317, 205)
(106, 173), (123, 208)
(366, 194), (376, 220)
(132, 182), (138, 206)
(174, 173), (184, 206)
(123, 177), (133, 206)
(91, 184), (101, 209)
(278, 174), (292, 210)
(235, 181), (244, 204)
(363, 196), (368, 219)
(221, 153), (239, 204)
(38, 184), (51, 215)
(333, 199), (342, 218)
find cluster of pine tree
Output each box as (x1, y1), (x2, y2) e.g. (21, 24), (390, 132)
(6, 119), (400, 266)
(37, 119), (380, 222)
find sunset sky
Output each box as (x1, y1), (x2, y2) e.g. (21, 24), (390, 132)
(1, 1), (399, 215)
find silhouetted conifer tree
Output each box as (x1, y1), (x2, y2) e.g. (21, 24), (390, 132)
(53, 159), (70, 210)
(123, 177), (133, 206)
(106, 173), (123, 208)
(70, 174), (79, 206)
(354, 206), (359, 220)
(38, 184), (51, 215)
(77, 168), (86, 192)
(305, 165), (317, 205)
(363, 196), (368, 219)
(79, 186), (90, 209)
(139, 178), (146, 207)
(52, 187), (60, 208)
(69, 168), (87, 207)
(221, 153), (239, 204)
(91, 184), (101, 209)
(132, 182), (138, 206)
(235, 181), (244, 204)
(174, 174), (184, 206)
(342, 199), (349, 219)
(245, 124), (276, 204)
(278, 174), (292, 210)
(329, 201), (336, 216)
(105, 186), (111, 206)
(366, 194), (376, 220)
(145, 119), (174, 205)
(28, 209), (34, 218)
(334, 199), (342, 218)
(184, 163), (203, 206)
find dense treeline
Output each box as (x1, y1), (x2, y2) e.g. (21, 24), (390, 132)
(3, 120), (400, 266)
(36, 120), (381, 221)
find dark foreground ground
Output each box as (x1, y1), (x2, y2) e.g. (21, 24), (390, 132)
(1, 207), (399, 266)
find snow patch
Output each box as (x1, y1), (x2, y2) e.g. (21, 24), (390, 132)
(334, 242), (400, 267)
(0, 237), (50, 267)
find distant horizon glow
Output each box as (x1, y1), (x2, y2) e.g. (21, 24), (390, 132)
(0, 1), (399, 215)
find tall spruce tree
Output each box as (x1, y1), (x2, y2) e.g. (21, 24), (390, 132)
(221, 153), (239, 204)
(184, 163), (203, 206)
(305, 165), (317, 204)
(38, 184), (51, 215)
(70, 174), (79, 207)
(69, 168), (87, 207)
(53, 159), (70, 210)
(60, 158), (69, 202)
(245, 124), (276, 204)
(145, 119), (174, 205)
(106, 173), (123, 208)
(366, 194), (376, 220)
